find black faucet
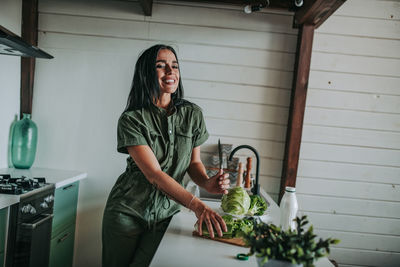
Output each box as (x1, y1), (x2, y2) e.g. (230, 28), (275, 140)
(228, 145), (260, 195)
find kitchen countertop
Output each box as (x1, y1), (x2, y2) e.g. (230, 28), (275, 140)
(0, 167), (87, 209)
(150, 183), (333, 267)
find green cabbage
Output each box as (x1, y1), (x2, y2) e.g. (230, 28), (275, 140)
(201, 215), (254, 238)
(247, 195), (268, 216)
(221, 186), (251, 215)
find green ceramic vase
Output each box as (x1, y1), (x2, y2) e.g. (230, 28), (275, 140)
(11, 113), (38, 169)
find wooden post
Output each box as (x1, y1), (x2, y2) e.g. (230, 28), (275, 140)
(295, 0), (346, 28)
(20, 0), (38, 118)
(279, 24), (315, 203)
(139, 0), (153, 16)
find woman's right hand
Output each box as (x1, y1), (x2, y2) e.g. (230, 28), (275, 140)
(192, 199), (227, 238)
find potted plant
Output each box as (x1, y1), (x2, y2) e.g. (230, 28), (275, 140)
(244, 216), (339, 267)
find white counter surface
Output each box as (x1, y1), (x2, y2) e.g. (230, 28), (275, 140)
(0, 167), (87, 209)
(150, 184), (333, 267)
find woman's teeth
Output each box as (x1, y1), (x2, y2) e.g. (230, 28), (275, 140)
(165, 79), (174, 83)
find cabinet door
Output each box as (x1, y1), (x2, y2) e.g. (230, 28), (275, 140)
(49, 224), (75, 267)
(0, 251), (4, 267)
(0, 207), (7, 253)
(52, 181), (79, 237)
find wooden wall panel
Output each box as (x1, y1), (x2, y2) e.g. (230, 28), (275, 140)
(302, 124), (400, 149)
(182, 62), (293, 88)
(305, 212), (400, 236)
(315, 229), (400, 252)
(318, 14), (400, 38)
(149, 23), (298, 52)
(298, 159), (400, 184)
(304, 107), (400, 132)
(191, 98), (289, 124)
(39, 14), (149, 39)
(298, 0), (400, 265)
(334, 0), (400, 19)
(300, 142), (400, 166)
(39, 0), (144, 20)
(313, 33), (400, 58)
(297, 178), (399, 202)
(184, 80), (291, 107)
(311, 52), (400, 77)
(177, 43), (296, 70)
(308, 70), (400, 95)
(205, 117), (287, 142)
(306, 89), (400, 114)
(299, 194), (400, 219)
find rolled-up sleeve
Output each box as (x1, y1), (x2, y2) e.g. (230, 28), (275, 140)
(117, 113), (148, 154)
(193, 109), (209, 148)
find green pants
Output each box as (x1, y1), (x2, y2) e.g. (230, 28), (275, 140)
(102, 211), (171, 267)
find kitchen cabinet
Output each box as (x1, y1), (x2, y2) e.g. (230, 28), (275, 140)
(49, 181), (80, 267)
(49, 224), (75, 267)
(0, 207), (7, 267)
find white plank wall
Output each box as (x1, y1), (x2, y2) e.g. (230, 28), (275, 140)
(34, 0), (296, 266)
(297, 0), (400, 266)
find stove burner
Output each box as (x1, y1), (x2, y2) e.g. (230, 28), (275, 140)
(0, 174), (47, 194)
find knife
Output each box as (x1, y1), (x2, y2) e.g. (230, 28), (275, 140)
(218, 139), (223, 171)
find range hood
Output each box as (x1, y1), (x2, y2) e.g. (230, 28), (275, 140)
(0, 25), (53, 59)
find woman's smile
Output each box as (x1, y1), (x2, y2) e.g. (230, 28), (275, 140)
(156, 49), (180, 94)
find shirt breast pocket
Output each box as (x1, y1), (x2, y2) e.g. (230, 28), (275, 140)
(175, 127), (194, 158)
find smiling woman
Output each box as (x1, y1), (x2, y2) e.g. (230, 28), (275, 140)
(155, 49), (180, 101)
(101, 44), (231, 267)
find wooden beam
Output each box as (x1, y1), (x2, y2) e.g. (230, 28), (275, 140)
(295, 0), (346, 28)
(139, 0), (153, 16)
(279, 24), (314, 203)
(173, 0), (293, 10)
(20, 0), (38, 118)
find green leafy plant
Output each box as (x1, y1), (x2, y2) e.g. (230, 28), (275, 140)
(201, 215), (254, 238)
(248, 195), (268, 216)
(244, 216), (340, 267)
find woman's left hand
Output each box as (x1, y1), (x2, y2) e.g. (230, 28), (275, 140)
(204, 169), (230, 194)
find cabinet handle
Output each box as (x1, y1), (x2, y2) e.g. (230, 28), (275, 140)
(58, 232), (71, 243)
(62, 184), (75, 190)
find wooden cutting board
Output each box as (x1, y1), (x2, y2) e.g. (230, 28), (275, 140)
(192, 231), (248, 247)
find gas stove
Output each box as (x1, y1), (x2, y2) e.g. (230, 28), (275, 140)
(0, 174), (55, 267)
(0, 174), (49, 195)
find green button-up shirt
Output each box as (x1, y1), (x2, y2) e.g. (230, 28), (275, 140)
(105, 100), (209, 224)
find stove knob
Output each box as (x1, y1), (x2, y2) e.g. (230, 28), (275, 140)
(45, 195), (54, 203)
(21, 205), (30, 214)
(21, 204), (36, 214)
(30, 207), (37, 214)
(40, 202), (49, 209)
